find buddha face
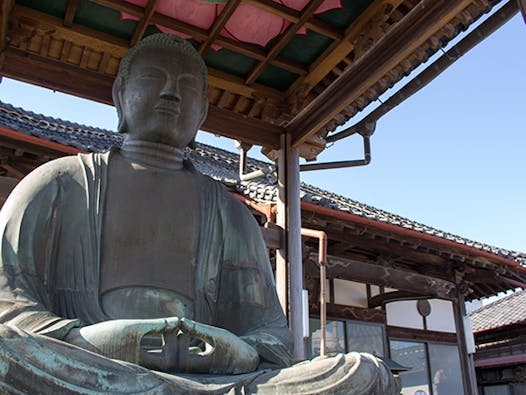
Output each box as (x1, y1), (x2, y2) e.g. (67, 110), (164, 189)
(116, 47), (208, 148)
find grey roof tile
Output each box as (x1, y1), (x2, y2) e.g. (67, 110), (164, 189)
(469, 289), (526, 332)
(1, 100), (525, 266)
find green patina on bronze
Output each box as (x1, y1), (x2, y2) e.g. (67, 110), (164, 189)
(0, 33), (399, 394)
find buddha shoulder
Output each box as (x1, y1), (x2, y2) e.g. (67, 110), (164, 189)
(1, 155), (87, 213)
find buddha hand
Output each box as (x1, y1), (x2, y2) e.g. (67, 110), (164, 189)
(176, 318), (260, 374)
(65, 317), (181, 370)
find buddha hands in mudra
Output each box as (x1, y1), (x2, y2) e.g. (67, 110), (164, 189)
(63, 35), (259, 375)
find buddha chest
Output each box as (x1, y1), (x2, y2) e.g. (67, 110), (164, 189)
(100, 153), (199, 319)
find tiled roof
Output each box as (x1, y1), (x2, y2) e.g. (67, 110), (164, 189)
(1, 100), (525, 266)
(469, 289), (526, 332)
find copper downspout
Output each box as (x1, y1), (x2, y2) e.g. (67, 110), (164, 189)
(301, 228), (328, 358)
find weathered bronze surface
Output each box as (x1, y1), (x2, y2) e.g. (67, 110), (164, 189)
(0, 34), (399, 394)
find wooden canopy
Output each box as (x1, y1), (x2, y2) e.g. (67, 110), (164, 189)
(0, 0), (507, 159)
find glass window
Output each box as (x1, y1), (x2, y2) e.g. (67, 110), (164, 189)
(482, 385), (511, 395)
(307, 318), (345, 358)
(390, 340), (431, 395)
(428, 344), (464, 395)
(345, 321), (385, 357)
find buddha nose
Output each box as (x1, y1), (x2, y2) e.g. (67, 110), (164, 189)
(160, 80), (181, 102)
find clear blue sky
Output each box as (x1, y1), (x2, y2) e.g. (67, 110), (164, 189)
(0, 11), (524, 252)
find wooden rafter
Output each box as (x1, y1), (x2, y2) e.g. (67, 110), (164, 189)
(63, 0), (79, 27)
(287, 0), (473, 147)
(199, 0), (241, 54)
(88, 0), (307, 76)
(245, 0), (342, 40)
(8, 5), (284, 103)
(130, 0), (160, 46)
(208, 69), (282, 103)
(245, 0), (324, 85)
(13, 5), (128, 56)
(286, 0), (403, 98)
(0, 0), (14, 52)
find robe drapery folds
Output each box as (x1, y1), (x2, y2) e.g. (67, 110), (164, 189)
(0, 151), (292, 366)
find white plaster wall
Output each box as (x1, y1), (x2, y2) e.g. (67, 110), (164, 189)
(370, 285), (380, 297)
(386, 301), (424, 329)
(333, 279), (368, 307)
(426, 299), (456, 333)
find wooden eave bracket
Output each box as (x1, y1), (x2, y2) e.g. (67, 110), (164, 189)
(0, 0), (14, 56)
(286, 0), (473, 148)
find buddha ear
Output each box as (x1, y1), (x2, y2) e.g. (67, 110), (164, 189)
(112, 77), (127, 133)
(198, 97), (209, 129)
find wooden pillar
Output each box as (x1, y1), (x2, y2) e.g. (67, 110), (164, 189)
(276, 133), (305, 361)
(275, 134), (287, 314)
(519, 0), (526, 24)
(454, 291), (478, 395)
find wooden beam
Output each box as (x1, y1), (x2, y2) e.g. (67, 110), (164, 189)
(286, 0), (402, 98)
(63, 0), (79, 27)
(245, 0), (324, 85)
(305, 253), (456, 299)
(1, 161), (26, 179)
(202, 105), (282, 149)
(260, 226), (282, 250)
(10, 5), (284, 102)
(199, 0), (241, 55)
(12, 5), (128, 56)
(88, 0), (307, 76)
(325, 303), (386, 323)
(287, 0), (473, 147)
(209, 69), (283, 102)
(2, 47), (115, 105)
(130, 0), (160, 46)
(1, 46), (283, 150)
(388, 325), (457, 343)
(0, 0), (14, 52)
(368, 290), (429, 308)
(245, 0), (342, 40)
(519, 0), (526, 23)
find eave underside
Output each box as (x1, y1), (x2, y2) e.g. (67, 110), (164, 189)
(0, 0), (505, 158)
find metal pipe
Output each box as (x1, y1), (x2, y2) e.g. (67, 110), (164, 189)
(236, 140), (272, 181)
(327, 0), (519, 144)
(300, 135), (372, 172)
(300, 228), (327, 358)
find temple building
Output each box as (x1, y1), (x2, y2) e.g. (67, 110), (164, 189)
(470, 289), (526, 394)
(0, 100), (525, 394)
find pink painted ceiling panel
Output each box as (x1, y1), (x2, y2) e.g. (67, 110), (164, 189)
(123, 0), (342, 47)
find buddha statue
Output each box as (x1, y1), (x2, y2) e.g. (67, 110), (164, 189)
(0, 34), (399, 394)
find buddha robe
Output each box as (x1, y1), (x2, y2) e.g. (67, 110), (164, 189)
(0, 150), (399, 394)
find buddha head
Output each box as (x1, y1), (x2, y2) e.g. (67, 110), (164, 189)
(113, 33), (208, 149)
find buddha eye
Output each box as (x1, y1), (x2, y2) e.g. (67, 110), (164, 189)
(137, 69), (165, 80)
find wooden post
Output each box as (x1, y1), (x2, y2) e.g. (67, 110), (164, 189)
(276, 133), (305, 361)
(454, 290), (477, 395)
(286, 134), (304, 361)
(276, 134), (287, 315)
(519, 0), (526, 24)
